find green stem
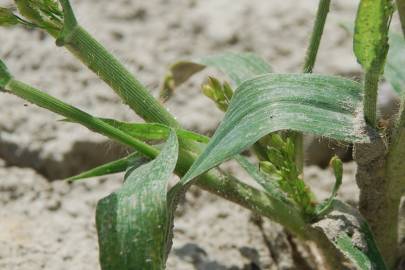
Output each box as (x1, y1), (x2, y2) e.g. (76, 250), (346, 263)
(62, 26), (179, 128)
(303, 0), (331, 74)
(363, 70), (380, 127)
(5, 79), (160, 159)
(294, 0), (331, 174)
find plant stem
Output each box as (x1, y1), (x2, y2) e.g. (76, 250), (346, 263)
(294, 0), (331, 174)
(63, 26), (179, 128)
(303, 0), (331, 74)
(353, 1), (397, 265)
(363, 70), (380, 127)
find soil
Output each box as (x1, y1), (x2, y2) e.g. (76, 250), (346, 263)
(0, 0), (401, 269)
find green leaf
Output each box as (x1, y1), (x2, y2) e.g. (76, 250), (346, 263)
(160, 52), (272, 101)
(354, 0), (393, 71)
(334, 224), (387, 270)
(96, 131), (178, 270)
(336, 233), (371, 269)
(340, 23), (405, 95)
(98, 118), (209, 143)
(0, 59), (12, 88)
(314, 201), (387, 270)
(384, 32), (405, 95)
(67, 152), (148, 182)
(181, 74), (372, 184)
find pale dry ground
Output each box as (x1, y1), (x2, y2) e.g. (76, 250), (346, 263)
(0, 0), (400, 269)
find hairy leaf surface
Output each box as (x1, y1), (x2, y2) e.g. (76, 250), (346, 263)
(182, 74), (372, 184)
(96, 132), (178, 270)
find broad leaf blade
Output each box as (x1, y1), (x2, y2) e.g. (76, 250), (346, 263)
(96, 132), (178, 270)
(182, 74), (372, 184)
(354, 0), (393, 71)
(67, 152), (148, 182)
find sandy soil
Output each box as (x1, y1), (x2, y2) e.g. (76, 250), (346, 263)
(0, 0), (401, 269)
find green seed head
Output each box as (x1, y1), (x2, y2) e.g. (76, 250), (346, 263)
(15, 0), (63, 30)
(0, 7), (19, 26)
(202, 77), (234, 112)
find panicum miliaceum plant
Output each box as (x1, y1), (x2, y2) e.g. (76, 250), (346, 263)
(1, 0), (405, 269)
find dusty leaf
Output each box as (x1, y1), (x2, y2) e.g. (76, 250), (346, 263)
(181, 74), (373, 184)
(96, 132), (178, 270)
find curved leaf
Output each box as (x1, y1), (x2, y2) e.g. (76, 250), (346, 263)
(96, 132), (178, 270)
(182, 74), (372, 184)
(160, 52), (272, 101)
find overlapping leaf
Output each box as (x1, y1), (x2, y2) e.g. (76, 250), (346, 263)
(96, 132), (178, 270)
(181, 74), (372, 184)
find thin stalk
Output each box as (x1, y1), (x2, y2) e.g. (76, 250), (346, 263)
(295, 0), (331, 173)
(62, 26), (179, 128)
(303, 0), (331, 74)
(4, 79), (160, 159)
